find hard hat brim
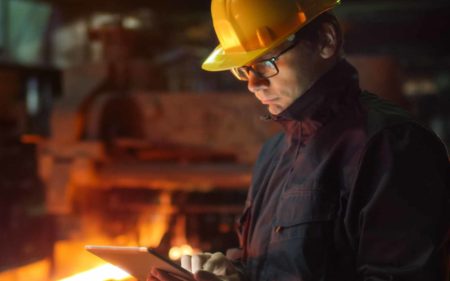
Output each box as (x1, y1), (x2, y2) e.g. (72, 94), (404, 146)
(202, 1), (340, 72)
(201, 44), (272, 72)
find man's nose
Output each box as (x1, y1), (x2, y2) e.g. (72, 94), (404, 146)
(247, 72), (269, 94)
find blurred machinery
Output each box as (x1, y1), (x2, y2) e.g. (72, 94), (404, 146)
(0, 63), (60, 272)
(0, 16), (276, 280)
(39, 19), (278, 259)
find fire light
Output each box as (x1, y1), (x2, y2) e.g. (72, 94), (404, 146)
(168, 244), (194, 260)
(58, 264), (131, 281)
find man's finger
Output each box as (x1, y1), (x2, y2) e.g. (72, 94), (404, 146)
(194, 270), (222, 281)
(181, 255), (192, 272)
(146, 269), (160, 281)
(203, 252), (237, 276)
(150, 268), (185, 281)
(191, 253), (212, 273)
(202, 252), (226, 272)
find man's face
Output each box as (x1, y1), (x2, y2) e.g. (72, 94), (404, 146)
(246, 40), (324, 115)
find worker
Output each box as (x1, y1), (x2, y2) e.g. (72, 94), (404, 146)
(148, 0), (450, 280)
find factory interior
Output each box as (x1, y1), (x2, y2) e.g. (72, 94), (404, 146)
(0, 0), (449, 280)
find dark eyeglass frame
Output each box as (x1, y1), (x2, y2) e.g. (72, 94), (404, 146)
(231, 37), (300, 81)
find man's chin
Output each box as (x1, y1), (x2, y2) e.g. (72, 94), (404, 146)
(267, 104), (283, 115)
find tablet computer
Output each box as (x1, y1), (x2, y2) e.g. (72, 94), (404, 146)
(85, 245), (194, 281)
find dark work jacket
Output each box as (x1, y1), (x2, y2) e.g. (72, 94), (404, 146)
(235, 60), (449, 281)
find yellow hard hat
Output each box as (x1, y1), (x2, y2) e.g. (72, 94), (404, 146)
(202, 0), (340, 71)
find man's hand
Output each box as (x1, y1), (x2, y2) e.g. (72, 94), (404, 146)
(147, 267), (184, 281)
(147, 267), (225, 281)
(147, 252), (240, 281)
(182, 252), (240, 281)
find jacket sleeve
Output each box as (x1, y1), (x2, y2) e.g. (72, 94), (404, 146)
(348, 124), (449, 281)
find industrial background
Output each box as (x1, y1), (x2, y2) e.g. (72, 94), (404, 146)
(0, 0), (449, 280)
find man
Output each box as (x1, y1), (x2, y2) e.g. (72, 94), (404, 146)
(149, 0), (449, 280)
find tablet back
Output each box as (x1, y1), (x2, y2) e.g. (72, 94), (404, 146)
(85, 245), (194, 281)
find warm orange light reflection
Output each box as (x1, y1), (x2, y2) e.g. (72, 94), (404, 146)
(168, 244), (194, 260)
(58, 264), (131, 281)
(0, 259), (51, 281)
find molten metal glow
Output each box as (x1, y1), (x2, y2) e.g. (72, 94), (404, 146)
(58, 264), (130, 281)
(0, 259), (50, 281)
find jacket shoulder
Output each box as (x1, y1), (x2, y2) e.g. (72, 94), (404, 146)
(359, 91), (415, 137)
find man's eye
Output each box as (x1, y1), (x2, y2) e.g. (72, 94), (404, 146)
(253, 62), (268, 72)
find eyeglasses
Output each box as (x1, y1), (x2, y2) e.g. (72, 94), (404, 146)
(230, 37), (300, 81)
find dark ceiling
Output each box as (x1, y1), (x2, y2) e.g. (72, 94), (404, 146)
(41, 0), (211, 19)
(41, 0), (449, 16)
(40, 0), (450, 61)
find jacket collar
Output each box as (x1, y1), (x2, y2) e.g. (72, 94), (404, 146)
(278, 59), (359, 121)
(267, 59), (361, 140)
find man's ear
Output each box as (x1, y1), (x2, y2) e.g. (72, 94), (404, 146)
(319, 22), (338, 59)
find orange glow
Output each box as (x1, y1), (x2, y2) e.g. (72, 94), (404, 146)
(168, 244), (194, 260)
(58, 264), (131, 281)
(137, 192), (172, 247)
(0, 259), (51, 281)
(169, 247), (182, 260)
(0, 193), (173, 280)
(21, 134), (44, 144)
(180, 244), (194, 255)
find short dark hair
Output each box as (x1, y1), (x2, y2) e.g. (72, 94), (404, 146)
(295, 12), (343, 52)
